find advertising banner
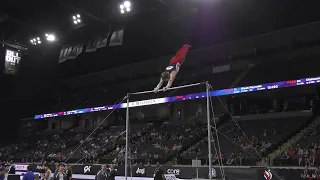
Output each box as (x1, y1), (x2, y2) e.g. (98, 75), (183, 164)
(4, 48), (21, 75)
(133, 166), (147, 177)
(86, 31), (110, 52)
(59, 44), (84, 63)
(13, 163), (308, 180)
(109, 29), (124, 46)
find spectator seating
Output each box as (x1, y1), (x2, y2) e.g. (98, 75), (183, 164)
(274, 119), (320, 166)
(180, 115), (310, 166)
(1, 94), (315, 167)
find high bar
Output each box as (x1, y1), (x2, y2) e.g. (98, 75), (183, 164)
(130, 82), (207, 95)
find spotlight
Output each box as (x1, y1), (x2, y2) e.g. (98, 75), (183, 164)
(46, 34), (56, 41)
(30, 37), (41, 45)
(120, 1), (131, 14)
(72, 14), (81, 24)
(124, 1), (131, 8)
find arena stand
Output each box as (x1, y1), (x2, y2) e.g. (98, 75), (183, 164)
(273, 117), (320, 167)
(8, 90), (316, 166)
(101, 122), (207, 165)
(179, 109), (313, 165)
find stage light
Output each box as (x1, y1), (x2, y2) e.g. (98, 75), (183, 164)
(120, 1), (131, 14)
(124, 1), (131, 8)
(46, 34), (56, 41)
(30, 37), (41, 45)
(72, 14), (81, 25)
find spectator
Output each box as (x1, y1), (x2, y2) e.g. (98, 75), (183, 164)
(66, 164), (72, 180)
(297, 147), (304, 166)
(153, 162), (164, 180)
(304, 149), (310, 166)
(280, 150), (289, 160)
(106, 165), (116, 180)
(95, 165), (107, 180)
(310, 149), (317, 166)
(9, 164), (15, 174)
(35, 174), (40, 180)
(212, 153), (224, 165)
(54, 164), (59, 173)
(22, 166), (34, 180)
(53, 164), (67, 180)
(0, 164), (8, 180)
(41, 163), (52, 180)
(3, 165), (10, 180)
(237, 152), (244, 166)
(301, 165), (311, 179)
(288, 148), (296, 157)
(226, 152), (235, 165)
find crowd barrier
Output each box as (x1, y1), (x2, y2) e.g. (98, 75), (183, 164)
(13, 163), (311, 180)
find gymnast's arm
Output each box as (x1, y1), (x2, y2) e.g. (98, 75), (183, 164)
(154, 78), (164, 91)
(165, 71), (177, 89)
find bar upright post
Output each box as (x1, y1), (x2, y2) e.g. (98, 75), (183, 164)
(206, 82), (212, 180)
(125, 94), (130, 180)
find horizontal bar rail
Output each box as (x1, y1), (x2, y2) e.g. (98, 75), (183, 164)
(130, 82), (206, 95)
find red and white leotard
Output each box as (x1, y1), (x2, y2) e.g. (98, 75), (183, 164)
(165, 45), (190, 73)
(170, 44), (190, 65)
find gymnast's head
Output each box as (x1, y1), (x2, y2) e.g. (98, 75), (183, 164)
(161, 72), (170, 81)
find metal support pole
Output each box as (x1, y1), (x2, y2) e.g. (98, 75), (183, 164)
(206, 82), (212, 180)
(196, 157), (199, 179)
(125, 94), (130, 180)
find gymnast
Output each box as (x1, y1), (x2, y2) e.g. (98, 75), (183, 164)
(154, 44), (191, 92)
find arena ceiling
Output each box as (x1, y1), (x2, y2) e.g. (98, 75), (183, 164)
(0, 0), (199, 46)
(1, 1), (320, 52)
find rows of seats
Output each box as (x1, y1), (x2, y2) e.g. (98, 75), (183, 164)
(13, 131), (81, 163)
(274, 121), (320, 166)
(180, 116), (310, 166)
(101, 123), (206, 164)
(0, 113), (313, 167)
